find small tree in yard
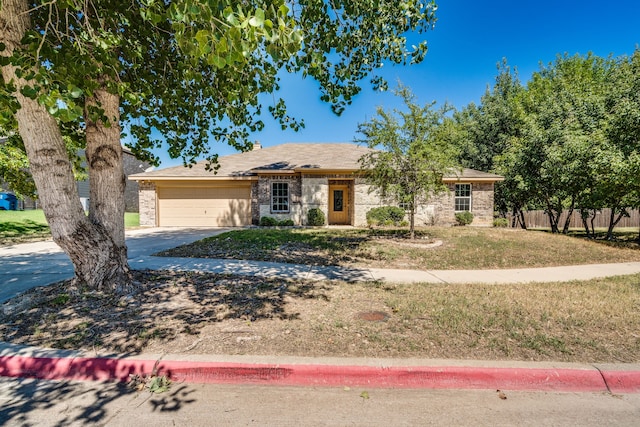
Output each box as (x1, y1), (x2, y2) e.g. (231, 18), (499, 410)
(357, 85), (461, 239)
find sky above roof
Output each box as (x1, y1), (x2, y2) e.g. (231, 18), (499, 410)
(148, 0), (640, 167)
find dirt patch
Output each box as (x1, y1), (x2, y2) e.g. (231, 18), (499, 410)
(2, 270), (639, 363)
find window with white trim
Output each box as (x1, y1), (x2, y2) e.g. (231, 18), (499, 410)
(454, 183), (472, 211)
(271, 182), (289, 212)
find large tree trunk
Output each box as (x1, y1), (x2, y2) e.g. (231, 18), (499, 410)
(0, 0), (131, 292)
(84, 86), (130, 288)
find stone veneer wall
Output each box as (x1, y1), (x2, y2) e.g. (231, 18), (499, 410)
(355, 181), (496, 227)
(250, 181), (260, 225)
(138, 181), (157, 227)
(353, 177), (383, 226)
(301, 175), (328, 225)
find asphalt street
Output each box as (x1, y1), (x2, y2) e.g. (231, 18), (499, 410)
(1, 377), (639, 427)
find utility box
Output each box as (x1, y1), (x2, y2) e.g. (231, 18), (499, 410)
(0, 192), (18, 210)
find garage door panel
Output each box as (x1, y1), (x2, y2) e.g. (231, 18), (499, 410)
(158, 185), (251, 227)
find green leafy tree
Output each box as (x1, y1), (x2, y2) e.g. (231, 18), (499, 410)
(0, 0), (437, 291)
(603, 48), (640, 239)
(496, 53), (613, 233)
(456, 59), (524, 173)
(0, 134), (35, 198)
(357, 84), (460, 239)
(452, 60), (526, 224)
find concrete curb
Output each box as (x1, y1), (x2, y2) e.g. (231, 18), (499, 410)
(1, 354), (639, 393)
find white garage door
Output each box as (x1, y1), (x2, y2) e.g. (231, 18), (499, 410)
(157, 185), (251, 227)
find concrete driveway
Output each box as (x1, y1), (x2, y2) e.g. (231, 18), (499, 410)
(0, 228), (227, 303)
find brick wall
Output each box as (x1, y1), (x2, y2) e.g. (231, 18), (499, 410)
(467, 182), (495, 226)
(257, 175), (303, 223)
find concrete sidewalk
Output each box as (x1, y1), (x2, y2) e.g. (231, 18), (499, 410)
(135, 255), (640, 284)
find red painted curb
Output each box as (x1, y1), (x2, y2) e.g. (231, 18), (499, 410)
(600, 370), (640, 394)
(1, 355), (624, 392)
(0, 355), (158, 382)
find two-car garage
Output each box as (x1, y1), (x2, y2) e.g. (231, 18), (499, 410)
(155, 181), (252, 227)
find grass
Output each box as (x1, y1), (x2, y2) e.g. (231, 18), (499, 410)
(0, 210), (50, 244)
(2, 270), (638, 362)
(377, 275), (640, 361)
(0, 210), (140, 245)
(160, 226), (640, 270)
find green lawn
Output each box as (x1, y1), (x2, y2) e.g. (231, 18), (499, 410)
(159, 226), (640, 270)
(0, 210), (140, 245)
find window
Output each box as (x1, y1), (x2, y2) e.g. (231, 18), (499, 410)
(271, 182), (289, 212)
(454, 184), (472, 211)
(333, 190), (344, 212)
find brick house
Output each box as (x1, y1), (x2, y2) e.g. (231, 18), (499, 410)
(129, 142), (503, 227)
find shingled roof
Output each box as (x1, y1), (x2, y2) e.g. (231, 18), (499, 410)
(129, 142), (503, 181)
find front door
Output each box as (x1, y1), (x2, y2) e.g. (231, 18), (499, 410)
(328, 184), (350, 225)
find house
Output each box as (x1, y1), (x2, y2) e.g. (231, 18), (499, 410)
(77, 147), (152, 212)
(1, 144), (152, 212)
(129, 142), (503, 227)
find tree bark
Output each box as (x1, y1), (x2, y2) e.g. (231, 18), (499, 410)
(580, 209), (592, 238)
(562, 197), (575, 234)
(518, 209), (527, 230)
(84, 86), (130, 289)
(606, 207), (627, 240)
(409, 199), (416, 240)
(0, 0), (131, 292)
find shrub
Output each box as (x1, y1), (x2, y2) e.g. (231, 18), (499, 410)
(366, 206), (406, 226)
(307, 208), (326, 226)
(278, 219), (294, 226)
(260, 216), (278, 226)
(454, 211), (474, 226)
(493, 217), (509, 228)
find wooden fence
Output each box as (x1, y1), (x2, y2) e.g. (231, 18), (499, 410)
(507, 208), (640, 230)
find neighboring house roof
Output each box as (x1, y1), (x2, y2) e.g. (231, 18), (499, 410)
(129, 142), (503, 181)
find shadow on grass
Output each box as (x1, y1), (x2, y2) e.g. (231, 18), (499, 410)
(533, 228), (640, 250)
(0, 270), (331, 354)
(156, 227), (431, 266)
(0, 220), (51, 243)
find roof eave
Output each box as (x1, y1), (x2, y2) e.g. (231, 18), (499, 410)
(442, 176), (504, 183)
(128, 175), (257, 181)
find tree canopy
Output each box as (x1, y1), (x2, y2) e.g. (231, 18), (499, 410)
(454, 51), (640, 237)
(0, 0), (439, 291)
(356, 84), (460, 239)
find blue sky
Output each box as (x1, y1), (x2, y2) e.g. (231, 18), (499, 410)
(154, 0), (640, 167)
